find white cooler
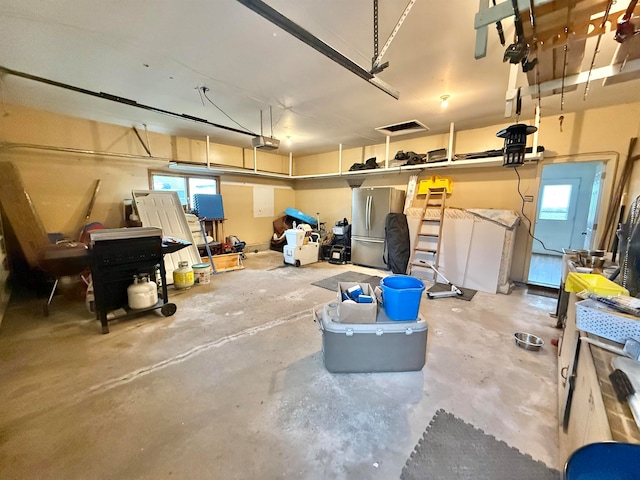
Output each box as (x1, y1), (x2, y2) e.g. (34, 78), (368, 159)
(285, 229), (305, 246)
(317, 302), (428, 373)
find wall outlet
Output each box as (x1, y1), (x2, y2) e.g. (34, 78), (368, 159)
(524, 195), (534, 202)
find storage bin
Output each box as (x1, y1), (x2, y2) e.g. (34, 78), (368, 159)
(379, 275), (425, 321)
(575, 299), (640, 343)
(565, 272), (628, 297)
(318, 302), (428, 373)
(417, 175), (453, 194)
(337, 282), (377, 323)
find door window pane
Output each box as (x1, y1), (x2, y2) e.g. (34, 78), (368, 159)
(539, 184), (572, 220)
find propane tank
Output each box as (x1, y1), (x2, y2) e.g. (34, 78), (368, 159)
(127, 274), (158, 309)
(173, 261), (194, 289)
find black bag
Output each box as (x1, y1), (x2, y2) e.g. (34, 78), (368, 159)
(349, 163), (367, 171)
(402, 152), (427, 166)
(349, 157), (379, 171)
(364, 157), (378, 169)
(394, 150), (410, 160)
(383, 213), (410, 274)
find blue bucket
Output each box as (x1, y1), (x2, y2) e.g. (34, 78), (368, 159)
(380, 275), (425, 321)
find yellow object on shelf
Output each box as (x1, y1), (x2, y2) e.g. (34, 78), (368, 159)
(565, 272), (629, 297)
(417, 175), (453, 194)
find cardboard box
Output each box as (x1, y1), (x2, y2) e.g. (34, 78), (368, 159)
(337, 282), (377, 323)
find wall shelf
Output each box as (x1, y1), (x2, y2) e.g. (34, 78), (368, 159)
(293, 152), (542, 180)
(3, 114), (543, 182)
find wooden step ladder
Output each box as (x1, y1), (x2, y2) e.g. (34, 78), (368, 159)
(406, 187), (447, 277)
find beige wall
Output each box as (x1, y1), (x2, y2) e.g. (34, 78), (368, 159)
(293, 102), (640, 282)
(3, 100), (640, 282)
(221, 178), (295, 249)
(0, 104), (294, 249)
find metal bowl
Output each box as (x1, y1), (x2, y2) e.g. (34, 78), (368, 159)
(514, 332), (544, 351)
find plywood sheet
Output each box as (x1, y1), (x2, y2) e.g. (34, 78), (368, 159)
(0, 162), (49, 268)
(132, 190), (201, 283)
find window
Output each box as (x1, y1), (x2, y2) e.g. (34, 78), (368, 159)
(150, 172), (219, 211)
(539, 184), (572, 220)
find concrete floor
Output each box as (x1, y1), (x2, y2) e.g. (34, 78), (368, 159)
(0, 251), (560, 479)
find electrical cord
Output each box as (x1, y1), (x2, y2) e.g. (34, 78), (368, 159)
(514, 167), (564, 255)
(201, 89), (256, 135)
(197, 87), (205, 107)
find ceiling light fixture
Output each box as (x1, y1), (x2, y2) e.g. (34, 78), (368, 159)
(440, 95), (450, 108)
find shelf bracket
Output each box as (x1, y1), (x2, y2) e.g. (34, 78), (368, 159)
(132, 127), (151, 157)
(371, 0), (417, 71)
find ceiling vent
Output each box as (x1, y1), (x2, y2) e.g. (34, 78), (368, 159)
(375, 120), (429, 136)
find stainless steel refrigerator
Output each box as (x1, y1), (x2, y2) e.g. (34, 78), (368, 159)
(351, 187), (405, 269)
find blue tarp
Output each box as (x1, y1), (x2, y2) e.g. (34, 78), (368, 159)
(285, 207), (317, 226)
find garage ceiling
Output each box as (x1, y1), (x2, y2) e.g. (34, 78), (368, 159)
(1, 0), (640, 156)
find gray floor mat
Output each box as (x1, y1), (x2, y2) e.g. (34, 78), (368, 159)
(311, 271), (383, 291)
(401, 409), (560, 480)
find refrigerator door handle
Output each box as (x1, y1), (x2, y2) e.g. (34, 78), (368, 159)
(364, 196), (368, 230)
(353, 237), (384, 243)
(366, 195), (372, 231)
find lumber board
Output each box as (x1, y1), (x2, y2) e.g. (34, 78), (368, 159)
(0, 162), (49, 268)
(202, 253), (244, 273)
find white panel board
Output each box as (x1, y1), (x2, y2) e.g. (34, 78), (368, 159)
(438, 218), (474, 286)
(253, 186), (274, 217)
(132, 190), (201, 283)
(463, 220), (505, 293)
